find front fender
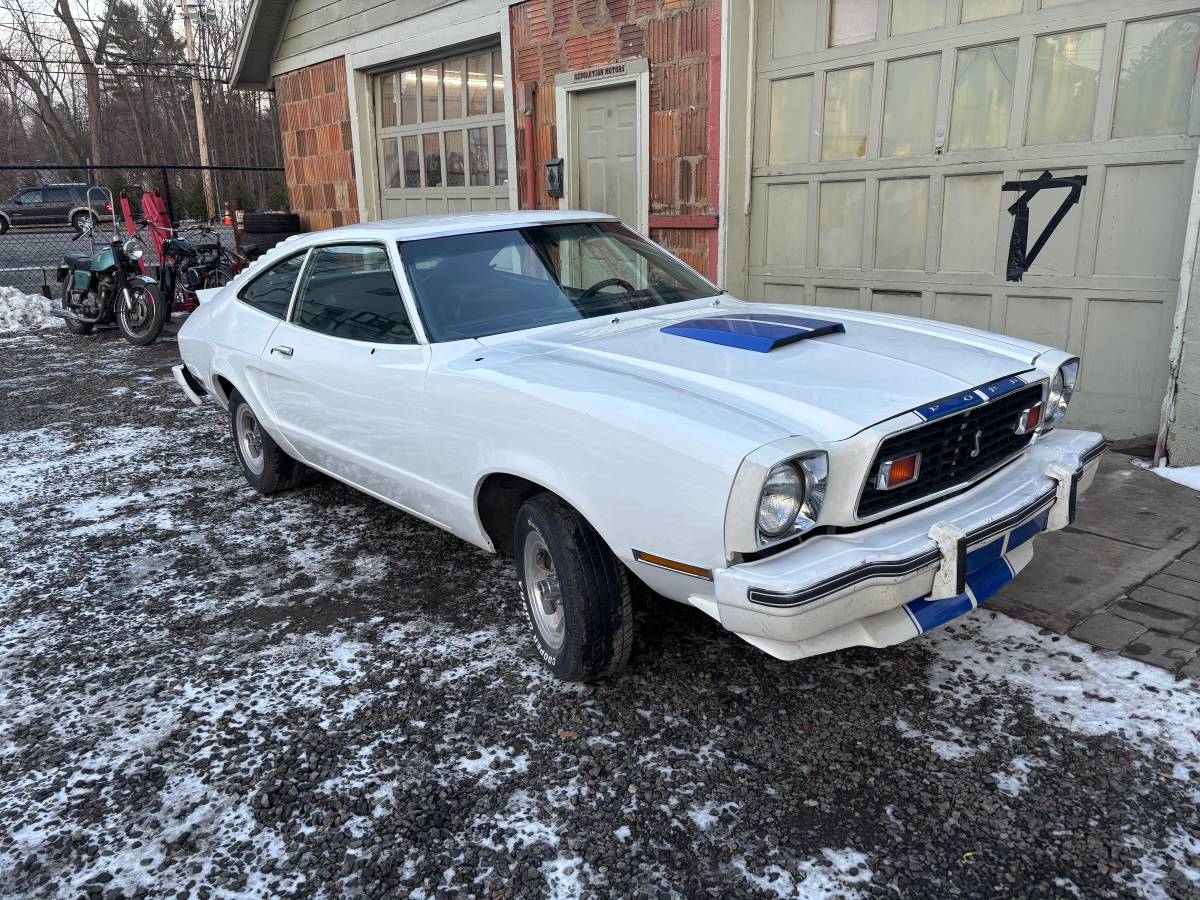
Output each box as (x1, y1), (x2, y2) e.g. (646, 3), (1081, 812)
(129, 273), (159, 287)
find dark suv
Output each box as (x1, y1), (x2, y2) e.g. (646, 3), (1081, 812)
(0, 183), (111, 234)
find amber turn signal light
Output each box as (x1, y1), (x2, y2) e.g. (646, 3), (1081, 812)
(1015, 403), (1043, 435)
(876, 453), (922, 491)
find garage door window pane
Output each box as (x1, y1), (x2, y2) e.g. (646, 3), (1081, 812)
(891, 0), (943, 35)
(445, 131), (465, 187)
(382, 138), (401, 188)
(422, 66), (440, 122)
(822, 66), (872, 161)
(468, 53), (489, 116)
(402, 136), (420, 188)
(830, 0), (876, 47)
(1113, 14), (1200, 138)
(443, 59), (463, 120)
(494, 125), (509, 185)
(949, 42), (1017, 151)
(400, 70), (418, 126)
(380, 73), (397, 128)
(876, 179), (929, 269)
(769, 76), (813, 165)
(961, 0), (1021, 23)
(423, 133), (442, 187)
(882, 55), (939, 157)
(468, 127), (490, 186)
(492, 49), (505, 113)
(1027, 29), (1103, 146)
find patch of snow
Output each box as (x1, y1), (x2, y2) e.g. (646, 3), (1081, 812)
(1150, 463), (1200, 492)
(0, 286), (60, 332)
(541, 855), (586, 900)
(925, 614), (1200, 797)
(613, 825), (631, 843)
(1121, 826), (1200, 899)
(894, 716), (975, 761)
(990, 756), (1044, 798)
(686, 800), (740, 830)
(735, 848), (872, 899)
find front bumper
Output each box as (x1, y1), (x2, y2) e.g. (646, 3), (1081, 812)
(696, 429), (1106, 661)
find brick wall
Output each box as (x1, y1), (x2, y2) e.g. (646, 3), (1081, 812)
(510, 0), (721, 280)
(276, 57), (359, 232)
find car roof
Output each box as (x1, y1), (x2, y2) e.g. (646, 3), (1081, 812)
(291, 209), (621, 244)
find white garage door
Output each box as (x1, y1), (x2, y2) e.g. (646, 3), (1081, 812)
(745, 0), (1200, 438)
(374, 47), (511, 217)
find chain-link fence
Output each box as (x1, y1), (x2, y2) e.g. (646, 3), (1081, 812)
(0, 164), (301, 293)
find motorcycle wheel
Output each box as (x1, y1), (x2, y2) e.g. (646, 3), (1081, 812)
(117, 282), (167, 346)
(61, 280), (94, 335)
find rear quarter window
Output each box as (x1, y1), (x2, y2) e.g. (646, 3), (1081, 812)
(237, 252), (308, 319)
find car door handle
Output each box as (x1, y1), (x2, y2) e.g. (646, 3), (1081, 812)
(270, 345), (294, 358)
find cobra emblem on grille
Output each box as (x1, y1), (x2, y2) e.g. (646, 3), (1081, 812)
(969, 429), (984, 458)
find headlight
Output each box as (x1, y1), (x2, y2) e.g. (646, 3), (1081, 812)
(755, 453), (828, 544)
(1044, 358), (1079, 427)
(758, 465), (802, 537)
(123, 238), (145, 260)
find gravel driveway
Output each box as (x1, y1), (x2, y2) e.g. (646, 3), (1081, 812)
(1, 326), (1199, 899)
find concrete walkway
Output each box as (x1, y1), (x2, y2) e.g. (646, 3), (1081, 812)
(991, 451), (1200, 677)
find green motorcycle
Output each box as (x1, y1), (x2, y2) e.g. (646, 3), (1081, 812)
(48, 190), (167, 346)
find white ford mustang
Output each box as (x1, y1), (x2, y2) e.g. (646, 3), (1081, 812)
(175, 211), (1106, 681)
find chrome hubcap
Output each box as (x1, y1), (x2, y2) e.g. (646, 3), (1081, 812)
(522, 530), (564, 651)
(235, 405), (265, 475)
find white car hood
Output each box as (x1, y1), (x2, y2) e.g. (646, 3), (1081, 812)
(477, 302), (1045, 442)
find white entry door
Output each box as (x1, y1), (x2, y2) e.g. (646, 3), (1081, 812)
(571, 83), (639, 225)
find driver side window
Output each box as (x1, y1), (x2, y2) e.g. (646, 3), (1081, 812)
(292, 244), (416, 344)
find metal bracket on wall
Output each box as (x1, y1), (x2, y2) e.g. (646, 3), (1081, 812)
(1002, 170), (1087, 282)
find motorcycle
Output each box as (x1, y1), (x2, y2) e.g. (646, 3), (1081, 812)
(46, 188), (167, 346)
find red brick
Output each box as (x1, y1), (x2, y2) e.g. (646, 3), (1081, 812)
(528, 0), (551, 40)
(552, 0), (572, 34)
(618, 23), (645, 58)
(634, 0), (656, 16)
(517, 45), (541, 81)
(565, 35), (590, 69)
(606, 0), (630, 23)
(577, 0), (600, 27)
(588, 28), (616, 65)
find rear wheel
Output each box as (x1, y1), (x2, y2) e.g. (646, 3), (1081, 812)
(116, 282), (167, 346)
(60, 279), (93, 335)
(229, 390), (305, 494)
(514, 493), (633, 682)
(0, 216), (9, 235)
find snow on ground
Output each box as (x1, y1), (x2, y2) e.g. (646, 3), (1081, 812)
(1151, 464), (1200, 492)
(0, 286), (60, 332)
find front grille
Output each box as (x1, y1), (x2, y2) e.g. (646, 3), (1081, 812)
(857, 383), (1043, 518)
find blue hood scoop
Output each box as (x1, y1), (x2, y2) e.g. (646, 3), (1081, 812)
(661, 313), (845, 353)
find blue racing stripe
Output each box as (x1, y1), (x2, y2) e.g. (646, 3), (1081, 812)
(914, 390), (985, 421)
(1006, 510), (1049, 552)
(979, 375), (1027, 400)
(662, 315), (844, 353)
(904, 556), (1019, 634)
(966, 537), (1005, 573)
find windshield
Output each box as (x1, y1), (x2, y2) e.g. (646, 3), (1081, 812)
(397, 222), (717, 342)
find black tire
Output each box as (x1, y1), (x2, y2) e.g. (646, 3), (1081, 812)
(0, 215), (9, 235)
(60, 279), (93, 335)
(116, 282), (167, 346)
(228, 390), (305, 494)
(70, 210), (96, 234)
(514, 493), (633, 682)
(241, 212), (301, 234)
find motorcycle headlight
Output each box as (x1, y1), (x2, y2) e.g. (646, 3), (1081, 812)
(756, 453), (828, 544)
(1043, 358), (1079, 428)
(123, 238), (145, 260)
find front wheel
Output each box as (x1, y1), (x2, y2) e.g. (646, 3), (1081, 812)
(514, 493), (633, 682)
(116, 282), (167, 346)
